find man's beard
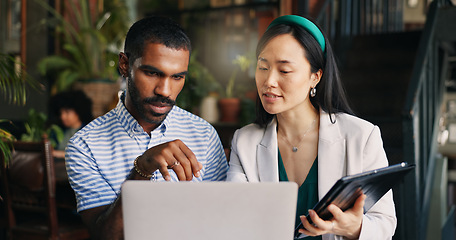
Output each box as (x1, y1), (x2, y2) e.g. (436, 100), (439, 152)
(127, 75), (176, 125)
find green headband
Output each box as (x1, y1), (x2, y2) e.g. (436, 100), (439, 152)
(267, 15), (326, 53)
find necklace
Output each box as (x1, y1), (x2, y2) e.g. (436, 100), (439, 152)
(278, 118), (317, 152)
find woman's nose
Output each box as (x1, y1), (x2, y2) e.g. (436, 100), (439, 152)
(263, 70), (279, 88)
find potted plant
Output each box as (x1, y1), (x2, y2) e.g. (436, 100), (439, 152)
(177, 51), (221, 114)
(0, 53), (42, 163)
(36, 0), (129, 117)
(218, 54), (251, 123)
(20, 108), (63, 147)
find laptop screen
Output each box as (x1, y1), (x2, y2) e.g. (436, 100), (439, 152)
(122, 181), (298, 240)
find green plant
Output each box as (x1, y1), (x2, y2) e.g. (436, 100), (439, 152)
(0, 53), (41, 105)
(0, 120), (15, 164)
(224, 54), (252, 98)
(0, 53), (42, 163)
(20, 109), (63, 148)
(177, 51), (221, 111)
(35, 0), (129, 93)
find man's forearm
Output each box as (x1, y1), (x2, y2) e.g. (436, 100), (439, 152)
(95, 196), (124, 240)
(84, 169), (149, 239)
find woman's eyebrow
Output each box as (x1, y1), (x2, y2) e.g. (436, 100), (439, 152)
(258, 57), (268, 63)
(258, 57), (294, 64)
(277, 59), (294, 64)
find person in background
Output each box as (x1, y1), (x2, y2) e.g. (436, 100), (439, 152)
(65, 16), (228, 240)
(50, 90), (93, 159)
(226, 15), (396, 240)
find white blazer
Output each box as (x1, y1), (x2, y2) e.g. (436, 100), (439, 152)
(227, 111), (397, 240)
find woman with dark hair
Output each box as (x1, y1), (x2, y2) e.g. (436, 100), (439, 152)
(226, 15), (396, 239)
(51, 90), (93, 158)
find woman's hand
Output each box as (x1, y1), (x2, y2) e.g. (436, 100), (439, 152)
(299, 194), (366, 239)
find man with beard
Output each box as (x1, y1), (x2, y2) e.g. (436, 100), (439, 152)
(65, 16), (228, 240)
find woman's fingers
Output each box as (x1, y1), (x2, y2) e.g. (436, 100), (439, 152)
(299, 210), (334, 236)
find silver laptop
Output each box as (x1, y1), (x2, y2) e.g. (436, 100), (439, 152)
(122, 181), (298, 240)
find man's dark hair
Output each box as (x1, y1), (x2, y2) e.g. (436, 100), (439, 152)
(254, 22), (353, 127)
(51, 90), (93, 126)
(124, 16), (192, 66)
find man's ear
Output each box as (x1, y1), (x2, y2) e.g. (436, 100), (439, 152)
(118, 52), (129, 77)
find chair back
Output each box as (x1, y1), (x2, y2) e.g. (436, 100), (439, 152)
(1, 139), (60, 239)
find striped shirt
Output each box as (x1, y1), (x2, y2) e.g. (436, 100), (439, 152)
(66, 95), (228, 212)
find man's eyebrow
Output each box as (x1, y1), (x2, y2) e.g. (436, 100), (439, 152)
(172, 71), (188, 77)
(139, 65), (163, 73)
(139, 65), (188, 77)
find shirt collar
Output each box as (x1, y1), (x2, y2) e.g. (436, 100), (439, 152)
(114, 91), (171, 136)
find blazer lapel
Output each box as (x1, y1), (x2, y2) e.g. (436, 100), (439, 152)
(257, 119), (279, 182)
(254, 113), (347, 187)
(317, 111), (346, 199)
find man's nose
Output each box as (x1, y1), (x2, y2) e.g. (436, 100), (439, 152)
(154, 78), (172, 97)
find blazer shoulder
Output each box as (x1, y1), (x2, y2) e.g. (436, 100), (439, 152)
(332, 113), (379, 138)
(335, 113), (375, 129)
(233, 123), (266, 142)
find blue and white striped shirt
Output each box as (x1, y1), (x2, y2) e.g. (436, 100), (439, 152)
(66, 96), (228, 212)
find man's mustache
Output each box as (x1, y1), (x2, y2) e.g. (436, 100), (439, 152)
(143, 96), (176, 106)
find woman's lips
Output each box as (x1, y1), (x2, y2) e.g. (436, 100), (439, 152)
(262, 92), (281, 103)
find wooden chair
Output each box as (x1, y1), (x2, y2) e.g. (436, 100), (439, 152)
(0, 139), (90, 240)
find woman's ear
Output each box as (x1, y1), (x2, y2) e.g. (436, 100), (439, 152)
(118, 52), (129, 77)
(312, 69), (323, 86)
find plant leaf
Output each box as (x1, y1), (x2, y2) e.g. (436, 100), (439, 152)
(37, 55), (74, 75)
(0, 53), (42, 105)
(46, 124), (64, 148)
(55, 70), (80, 92)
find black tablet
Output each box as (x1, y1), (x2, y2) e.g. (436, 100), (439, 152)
(294, 162), (414, 239)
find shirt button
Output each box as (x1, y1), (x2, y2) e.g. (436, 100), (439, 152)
(135, 125), (142, 132)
